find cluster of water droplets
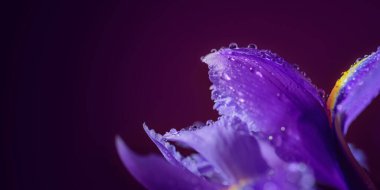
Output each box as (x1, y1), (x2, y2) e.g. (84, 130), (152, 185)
(208, 42), (258, 54)
(205, 43), (328, 158)
(227, 42), (258, 50)
(144, 125), (183, 162)
(145, 124), (226, 179)
(264, 125), (288, 148)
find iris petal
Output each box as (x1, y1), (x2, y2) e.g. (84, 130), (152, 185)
(115, 136), (219, 190)
(161, 115), (317, 190)
(143, 124), (226, 182)
(118, 46), (380, 189)
(163, 116), (269, 185)
(327, 47), (380, 189)
(328, 47), (380, 134)
(202, 47), (346, 189)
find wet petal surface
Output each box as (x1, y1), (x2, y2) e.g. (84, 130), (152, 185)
(202, 47), (346, 189)
(163, 116), (269, 185)
(153, 116), (317, 190)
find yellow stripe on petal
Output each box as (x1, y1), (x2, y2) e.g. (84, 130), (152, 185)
(227, 179), (252, 190)
(327, 56), (370, 120)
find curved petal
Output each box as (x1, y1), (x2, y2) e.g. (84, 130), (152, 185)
(327, 47), (380, 134)
(326, 47), (380, 189)
(115, 136), (218, 190)
(163, 116), (269, 185)
(142, 124), (184, 169)
(143, 124), (226, 182)
(201, 47), (346, 189)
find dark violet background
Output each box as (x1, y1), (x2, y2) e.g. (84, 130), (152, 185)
(3, 0), (380, 189)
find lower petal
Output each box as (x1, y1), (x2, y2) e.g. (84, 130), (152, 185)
(163, 116), (269, 185)
(115, 136), (219, 190)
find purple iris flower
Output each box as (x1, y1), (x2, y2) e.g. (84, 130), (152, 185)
(116, 44), (380, 190)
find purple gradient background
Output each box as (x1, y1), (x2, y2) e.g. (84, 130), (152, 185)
(3, 0), (380, 189)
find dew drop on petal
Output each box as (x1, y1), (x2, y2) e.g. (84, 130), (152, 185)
(210, 49), (217, 53)
(255, 71), (263, 78)
(229, 43), (238, 49)
(292, 64), (300, 70)
(247, 43), (258, 49)
(169, 128), (178, 134)
(223, 73), (231, 80)
(318, 89), (326, 99)
(280, 126), (286, 132)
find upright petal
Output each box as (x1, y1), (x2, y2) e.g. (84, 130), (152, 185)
(202, 47), (346, 189)
(327, 47), (380, 134)
(115, 136), (218, 190)
(327, 47), (380, 189)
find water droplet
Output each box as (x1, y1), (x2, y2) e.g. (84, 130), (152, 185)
(255, 71), (263, 78)
(200, 56), (205, 61)
(247, 43), (258, 49)
(229, 43), (238, 49)
(206, 120), (213, 126)
(318, 89), (326, 99)
(210, 49), (217, 53)
(292, 64), (300, 70)
(223, 73), (231, 80)
(268, 135), (273, 141)
(280, 126), (286, 132)
(169, 128), (178, 135)
(238, 98), (245, 103)
(249, 67), (254, 72)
